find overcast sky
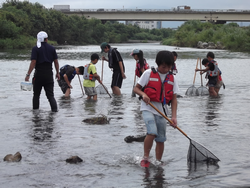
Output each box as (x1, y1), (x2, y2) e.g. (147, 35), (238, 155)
(2, 0), (250, 27)
(13, 0), (250, 10)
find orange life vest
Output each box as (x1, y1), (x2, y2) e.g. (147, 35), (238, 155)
(143, 69), (174, 105)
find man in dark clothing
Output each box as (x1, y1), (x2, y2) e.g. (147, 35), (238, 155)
(58, 65), (84, 97)
(100, 42), (126, 95)
(25, 31), (60, 112)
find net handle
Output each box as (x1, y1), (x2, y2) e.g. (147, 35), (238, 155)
(78, 75), (85, 96)
(148, 102), (190, 140)
(193, 58), (199, 84)
(133, 64), (137, 86)
(101, 59), (104, 82)
(199, 58), (203, 86)
(101, 83), (112, 98)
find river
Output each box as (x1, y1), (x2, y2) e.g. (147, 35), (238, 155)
(0, 43), (250, 188)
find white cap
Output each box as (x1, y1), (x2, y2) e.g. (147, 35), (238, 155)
(37, 31), (48, 48)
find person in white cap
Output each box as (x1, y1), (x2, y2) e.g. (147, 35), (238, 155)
(25, 31), (60, 112)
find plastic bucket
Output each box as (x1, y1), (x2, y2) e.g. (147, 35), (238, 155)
(20, 82), (32, 91)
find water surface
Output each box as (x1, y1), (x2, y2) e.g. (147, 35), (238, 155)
(0, 43), (250, 187)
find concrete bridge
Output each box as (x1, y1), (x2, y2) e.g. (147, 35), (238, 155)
(61, 9), (250, 23)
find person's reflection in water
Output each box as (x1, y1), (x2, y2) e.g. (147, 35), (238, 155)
(109, 95), (124, 118)
(31, 110), (55, 141)
(58, 96), (73, 109)
(205, 96), (223, 126)
(142, 167), (167, 188)
(187, 161), (219, 179)
(84, 99), (97, 115)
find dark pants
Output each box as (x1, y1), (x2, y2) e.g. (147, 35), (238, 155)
(32, 71), (57, 111)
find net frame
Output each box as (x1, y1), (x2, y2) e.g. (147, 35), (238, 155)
(196, 58), (209, 96)
(187, 139), (220, 164)
(185, 86), (197, 96)
(148, 102), (220, 164)
(96, 84), (107, 94)
(185, 58), (199, 96)
(95, 59), (112, 98)
(196, 86), (209, 96)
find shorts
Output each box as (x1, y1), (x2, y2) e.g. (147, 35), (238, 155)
(142, 110), (167, 142)
(215, 80), (223, 89)
(208, 76), (217, 87)
(84, 87), (97, 96)
(111, 70), (123, 88)
(58, 79), (69, 94)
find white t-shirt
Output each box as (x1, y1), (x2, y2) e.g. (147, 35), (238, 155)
(137, 68), (180, 116)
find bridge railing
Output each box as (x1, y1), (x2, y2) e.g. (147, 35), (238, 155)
(66, 9), (250, 13)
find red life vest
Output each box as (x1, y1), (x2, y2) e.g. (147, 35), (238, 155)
(143, 70), (174, 105)
(135, 59), (149, 77)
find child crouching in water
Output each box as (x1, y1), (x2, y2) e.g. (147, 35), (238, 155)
(83, 53), (102, 101)
(133, 50), (179, 167)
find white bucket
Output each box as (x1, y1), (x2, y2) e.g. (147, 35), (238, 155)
(20, 82), (32, 91)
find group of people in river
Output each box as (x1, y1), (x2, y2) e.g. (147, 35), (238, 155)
(24, 31), (224, 168)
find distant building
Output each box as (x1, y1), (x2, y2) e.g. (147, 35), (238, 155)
(53, 5), (70, 11)
(126, 21), (162, 29)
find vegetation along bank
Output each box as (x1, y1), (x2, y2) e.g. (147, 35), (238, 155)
(1, 0), (250, 52)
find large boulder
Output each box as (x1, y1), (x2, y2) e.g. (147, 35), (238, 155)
(207, 42), (216, 49)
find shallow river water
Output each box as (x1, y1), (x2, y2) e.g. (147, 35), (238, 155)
(0, 43), (250, 188)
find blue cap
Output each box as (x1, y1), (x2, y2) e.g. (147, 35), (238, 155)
(130, 49), (140, 56)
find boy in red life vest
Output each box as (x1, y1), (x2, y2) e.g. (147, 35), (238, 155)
(130, 49), (149, 78)
(133, 50), (179, 167)
(83, 53), (102, 101)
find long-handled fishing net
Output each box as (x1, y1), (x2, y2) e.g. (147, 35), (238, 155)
(96, 59), (111, 96)
(78, 75), (85, 96)
(185, 58), (199, 96)
(149, 102), (220, 164)
(131, 64), (137, 97)
(196, 58), (209, 96)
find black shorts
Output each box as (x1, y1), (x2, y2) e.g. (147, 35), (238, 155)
(58, 79), (69, 94)
(111, 70), (123, 88)
(208, 76), (217, 87)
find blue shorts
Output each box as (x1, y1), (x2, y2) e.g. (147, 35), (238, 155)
(142, 110), (167, 142)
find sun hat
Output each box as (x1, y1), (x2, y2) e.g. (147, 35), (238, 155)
(37, 31), (48, 48)
(100, 42), (108, 53)
(130, 49), (140, 56)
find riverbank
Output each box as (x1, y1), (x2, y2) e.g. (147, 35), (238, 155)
(127, 39), (161, 43)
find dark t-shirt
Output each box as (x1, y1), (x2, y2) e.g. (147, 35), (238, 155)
(109, 48), (125, 72)
(31, 42), (58, 72)
(64, 66), (76, 81)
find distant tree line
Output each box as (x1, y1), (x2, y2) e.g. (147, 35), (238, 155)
(162, 20), (250, 52)
(0, 0), (174, 49)
(1, 0), (250, 52)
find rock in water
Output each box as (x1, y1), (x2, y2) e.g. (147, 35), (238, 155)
(66, 156), (83, 164)
(83, 114), (110, 124)
(124, 135), (146, 143)
(4, 152), (22, 162)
